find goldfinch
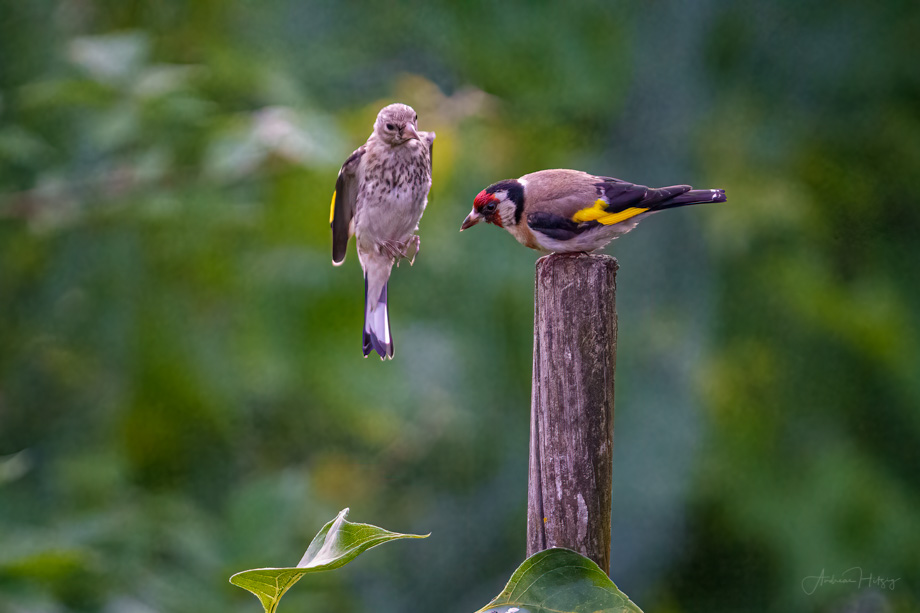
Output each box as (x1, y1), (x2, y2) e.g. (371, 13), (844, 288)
(461, 169), (726, 253)
(331, 103), (435, 359)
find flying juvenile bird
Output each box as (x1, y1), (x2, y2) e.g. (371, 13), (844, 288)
(461, 169), (726, 253)
(331, 103), (435, 359)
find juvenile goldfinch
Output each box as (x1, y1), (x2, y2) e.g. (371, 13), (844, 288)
(331, 103), (435, 360)
(461, 169), (726, 253)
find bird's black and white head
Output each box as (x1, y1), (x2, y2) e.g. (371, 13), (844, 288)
(374, 103), (421, 146)
(461, 179), (525, 231)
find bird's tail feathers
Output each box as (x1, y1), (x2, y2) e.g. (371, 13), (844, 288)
(655, 187), (727, 210)
(363, 278), (394, 360)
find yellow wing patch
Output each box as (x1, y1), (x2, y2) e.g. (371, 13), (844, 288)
(571, 199), (610, 222)
(572, 199), (648, 226)
(329, 190), (336, 224)
(596, 206), (649, 225)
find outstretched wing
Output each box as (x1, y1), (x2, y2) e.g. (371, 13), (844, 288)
(330, 145), (365, 265)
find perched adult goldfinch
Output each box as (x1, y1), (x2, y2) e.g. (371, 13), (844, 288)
(331, 103), (435, 360)
(461, 169), (726, 253)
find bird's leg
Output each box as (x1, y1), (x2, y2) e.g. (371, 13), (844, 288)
(403, 235), (420, 266)
(380, 240), (403, 264)
(383, 236), (420, 267)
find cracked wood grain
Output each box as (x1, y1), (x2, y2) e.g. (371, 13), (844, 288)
(527, 253), (617, 575)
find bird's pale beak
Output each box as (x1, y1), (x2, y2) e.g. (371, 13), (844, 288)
(460, 209), (482, 231)
(402, 124), (421, 142)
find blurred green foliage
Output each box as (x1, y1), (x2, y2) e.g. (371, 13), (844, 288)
(1, 1), (918, 612)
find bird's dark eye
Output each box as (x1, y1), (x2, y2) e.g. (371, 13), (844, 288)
(484, 202), (496, 214)
(386, 123), (395, 130)
(414, 114), (418, 122)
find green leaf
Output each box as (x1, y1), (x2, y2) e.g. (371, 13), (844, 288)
(229, 508), (428, 613)
(476, 548), (643, 613)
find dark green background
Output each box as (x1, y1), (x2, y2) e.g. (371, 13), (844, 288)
(2, 1), (918, 612)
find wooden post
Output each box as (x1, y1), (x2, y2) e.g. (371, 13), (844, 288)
(527, 253), (617, 574)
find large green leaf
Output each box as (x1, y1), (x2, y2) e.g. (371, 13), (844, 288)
(230, 508), (428, 613)
(476, 548), (643, 613)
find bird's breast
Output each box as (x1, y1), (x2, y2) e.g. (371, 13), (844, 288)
(507, 221), (542, 251)
(354, 147), (431, 241)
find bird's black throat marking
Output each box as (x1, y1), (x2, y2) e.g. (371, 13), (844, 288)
(486, 179), (525, 225)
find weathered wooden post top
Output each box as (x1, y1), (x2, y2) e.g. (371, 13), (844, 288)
(527, 252), (617, 574)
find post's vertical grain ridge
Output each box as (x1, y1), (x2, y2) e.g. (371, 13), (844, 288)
(526, 253), (617, 574)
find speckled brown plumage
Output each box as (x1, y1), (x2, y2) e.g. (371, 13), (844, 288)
(330, 103), (434, 360)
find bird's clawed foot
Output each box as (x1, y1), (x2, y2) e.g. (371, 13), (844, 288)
(403, 235), (420, 265)
(383, 235), (421, 267)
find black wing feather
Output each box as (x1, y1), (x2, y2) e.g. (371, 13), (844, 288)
(527, 211), (600, 241)
(595, 179), (692, 212)
(331, 146), (365, 265)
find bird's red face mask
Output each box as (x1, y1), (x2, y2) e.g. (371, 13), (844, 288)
(461, 191), (501, 230)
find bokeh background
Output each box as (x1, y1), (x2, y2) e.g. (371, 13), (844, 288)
(2, 1), (919, 612)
